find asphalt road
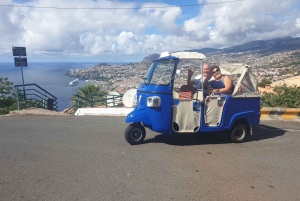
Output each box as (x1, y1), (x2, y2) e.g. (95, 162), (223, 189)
(0, 116), (300, 201)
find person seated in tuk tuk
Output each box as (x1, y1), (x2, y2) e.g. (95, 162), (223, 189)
(187, 63), (212, 90)
(203, 65), (233, 94)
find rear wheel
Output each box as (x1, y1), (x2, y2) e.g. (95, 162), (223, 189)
(230, 124), (247, 143)
(125, 123), (146, 145)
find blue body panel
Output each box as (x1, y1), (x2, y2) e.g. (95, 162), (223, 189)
(200, 96), (261, 132)
(125, 84), (173, 134)
(223, 97), (261, 127)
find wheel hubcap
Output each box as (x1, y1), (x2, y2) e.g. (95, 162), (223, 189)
(130, 128), (142, 141)
(235, 127), (245, 139)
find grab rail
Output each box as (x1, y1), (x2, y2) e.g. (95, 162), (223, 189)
(14, 83), (58, 111)
(64, 93), (123, 114)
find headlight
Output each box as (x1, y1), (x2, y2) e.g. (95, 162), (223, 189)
(147, 96), (161, 107)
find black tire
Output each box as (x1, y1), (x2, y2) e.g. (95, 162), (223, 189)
(124, 123), (146, 145)
(230, 124), (247, 143)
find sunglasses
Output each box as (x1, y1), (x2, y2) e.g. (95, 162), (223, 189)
(212, 69), (220, 74)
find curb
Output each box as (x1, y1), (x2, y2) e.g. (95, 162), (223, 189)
(260, 107), (300, 121)
(75, 107), (134, 116)
(7, 108), (69, 116)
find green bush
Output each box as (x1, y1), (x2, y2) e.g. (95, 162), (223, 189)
(262, 85), (300, 108)
(257, 78), (272, 88)
(0, 77), (17, 115)
(0, 101), (18, 115)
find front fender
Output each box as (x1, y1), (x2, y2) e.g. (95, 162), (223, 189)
(125, 108), (151, 126)
(226, 111), (260, 129)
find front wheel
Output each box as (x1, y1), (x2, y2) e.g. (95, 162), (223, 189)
(230, 124), (247, 143)
(125, 123), (146, 145)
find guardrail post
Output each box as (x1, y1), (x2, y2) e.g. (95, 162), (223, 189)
(44, 91), (47, 109)
(16, 86), (20, 110)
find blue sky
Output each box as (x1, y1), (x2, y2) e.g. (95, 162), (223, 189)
(1, 0), (300, 62)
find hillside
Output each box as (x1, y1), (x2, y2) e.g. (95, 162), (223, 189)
(141, 36), (300, 68)
(185, 36), (300, 56)
(143, 53), (160, 62)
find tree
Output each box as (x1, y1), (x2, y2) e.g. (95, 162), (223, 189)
(0, 77), (17, 115)
(72, 84), (108, 107)
(257, 78), (272, 87)
(0, 77), (14, 95)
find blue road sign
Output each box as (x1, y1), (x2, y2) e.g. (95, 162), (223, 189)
(12, 46), (27, 57)
(14, 57), (28, 67)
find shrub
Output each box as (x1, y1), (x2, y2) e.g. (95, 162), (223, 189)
(0, 77), (17, 115)
(257, 78), (272, 88)
(262, 85), (300, 108)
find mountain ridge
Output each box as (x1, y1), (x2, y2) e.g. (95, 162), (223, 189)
(143, 36), (300, 61)
(187, 36), (300, 55)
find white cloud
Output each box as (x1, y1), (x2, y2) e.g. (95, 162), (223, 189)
(138, 5), (183, 35)
(185, 0), (300, 47)
(296, 18), (300, 28)
(0, 0), (300, 61)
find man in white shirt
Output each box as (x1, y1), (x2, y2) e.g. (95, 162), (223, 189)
(187, 63), (212, 90)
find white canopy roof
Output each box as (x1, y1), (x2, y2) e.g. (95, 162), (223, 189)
(220, 63), (251, 75)
(160, 51), (206, 59)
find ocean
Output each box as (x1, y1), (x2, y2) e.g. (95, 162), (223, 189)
(0, 62), (126, 111)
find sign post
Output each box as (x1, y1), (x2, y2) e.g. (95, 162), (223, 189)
(12, 46), (27, 102)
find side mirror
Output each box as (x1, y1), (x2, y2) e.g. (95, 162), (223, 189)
(176, 70), (181, 78)
(217, 96), (226, 106)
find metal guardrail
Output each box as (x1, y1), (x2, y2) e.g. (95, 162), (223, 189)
(64, 93), (123, 114)
(14, 83), (58, 111)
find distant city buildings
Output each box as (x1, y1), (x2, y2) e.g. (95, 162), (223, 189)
(66, 50), (300, 94)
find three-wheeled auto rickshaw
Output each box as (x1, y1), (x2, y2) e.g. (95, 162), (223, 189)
(124, 51), (261, 145)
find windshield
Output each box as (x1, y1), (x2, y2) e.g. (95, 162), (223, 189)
(142, 59), (175, 85)
(173, 59), (203, 90)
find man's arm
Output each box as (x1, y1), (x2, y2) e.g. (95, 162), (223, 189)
(187, 67), (195, 86)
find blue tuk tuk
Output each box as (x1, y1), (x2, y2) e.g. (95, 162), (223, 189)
(124, 51), (261, 145)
